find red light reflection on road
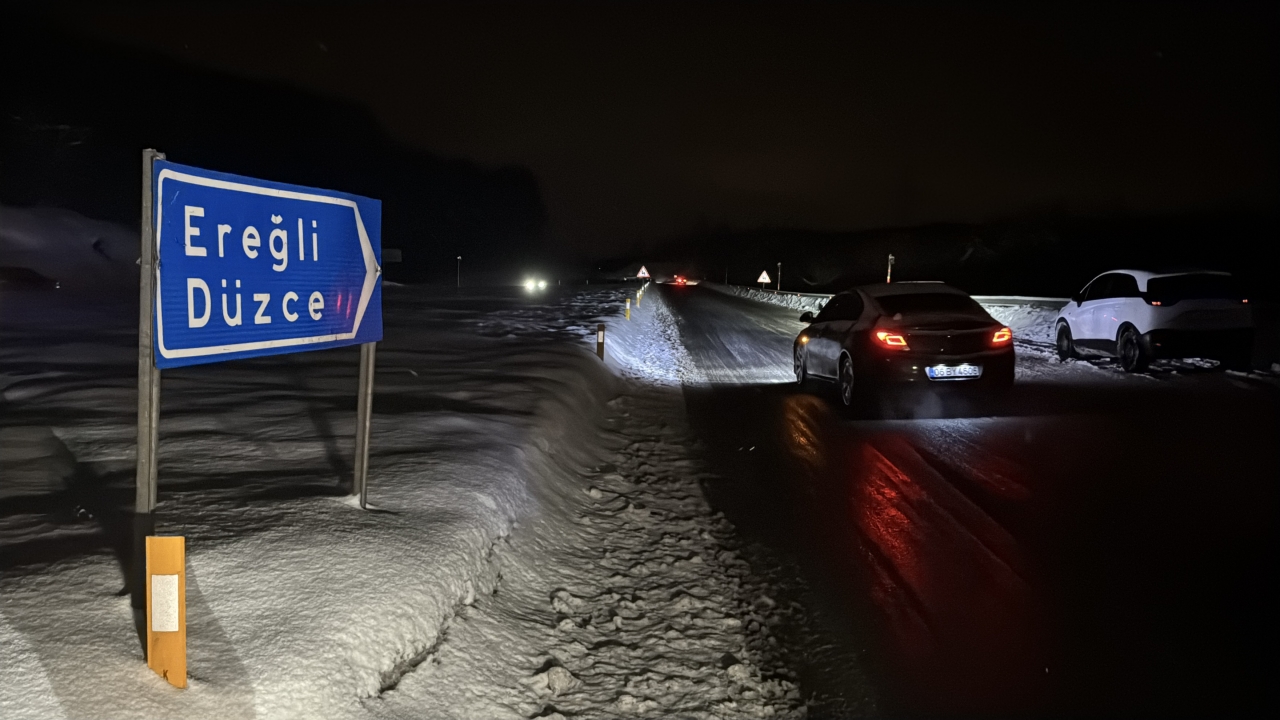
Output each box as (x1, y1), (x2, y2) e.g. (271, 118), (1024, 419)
(849, 433), (1045, 712)
(778, 396), (1048, 713)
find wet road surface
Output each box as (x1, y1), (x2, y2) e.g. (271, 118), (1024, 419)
(663, 284), (1278, 717)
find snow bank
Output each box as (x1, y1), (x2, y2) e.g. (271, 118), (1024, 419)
(703, 282), (829, 314)
(976, 298), (1066, 350)
(0, 204), (140, 293)
(601, 283), (707, 386)
(0, 282), (634, 719)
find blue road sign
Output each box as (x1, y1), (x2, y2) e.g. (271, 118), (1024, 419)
(151, 161), (382, 368)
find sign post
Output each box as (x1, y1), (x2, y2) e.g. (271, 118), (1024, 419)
(353, 341), (376, 508)
(133, 149), (164, 612)
(757, 270), (771, 290)
(636, 265), (650, 280)
(131, 153), (384, 673)
(886, 253), (895, 283)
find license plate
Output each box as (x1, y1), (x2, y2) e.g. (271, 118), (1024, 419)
(925, 363), (982, 380)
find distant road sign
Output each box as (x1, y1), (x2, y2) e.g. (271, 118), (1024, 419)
(757, 270), (772, 284)
(152, 161), (382, 368)
(637, 265), (650, 279)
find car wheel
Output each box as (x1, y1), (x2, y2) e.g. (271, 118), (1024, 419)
(1117, 326), (1149, 373)
(794, 345), (808, 385)
(1056, 323), (1078, 361)
(837, 354), (855, 407)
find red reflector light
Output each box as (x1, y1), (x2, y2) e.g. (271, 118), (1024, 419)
(991, 327), (1012, 345)
(875, 330), (909, 350)
(1149, 300), (1163, 306)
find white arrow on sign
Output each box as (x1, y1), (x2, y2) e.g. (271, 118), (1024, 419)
(637, 265), (650, 279)
(757, 270), (772, 284)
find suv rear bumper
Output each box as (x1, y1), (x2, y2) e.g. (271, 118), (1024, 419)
(1142, 328), (1253, 360)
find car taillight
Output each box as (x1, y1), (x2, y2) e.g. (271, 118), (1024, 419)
(874, 330), (909, 350)
(991, 327), (1012, 346)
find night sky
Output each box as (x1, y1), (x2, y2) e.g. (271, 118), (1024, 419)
(40, 2), (1280, 252)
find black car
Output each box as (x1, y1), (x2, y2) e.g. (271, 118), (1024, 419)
(794, 282), (1015, 407)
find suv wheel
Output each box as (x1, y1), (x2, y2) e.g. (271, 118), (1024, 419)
(1056, 323), (1078, 361)
(837, 355), (855, 407)
(1117, 326), (1149, 373)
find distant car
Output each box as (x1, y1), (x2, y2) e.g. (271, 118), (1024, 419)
(1055, 270), (1253, 372)
(794, 282), (1014, 407)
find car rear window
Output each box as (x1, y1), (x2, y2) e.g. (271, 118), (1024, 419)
(1146, 274), (1242, 301)
(875, 293), (984, 315)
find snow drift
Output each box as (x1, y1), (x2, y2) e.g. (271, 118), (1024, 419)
(0, 204), (140, 293)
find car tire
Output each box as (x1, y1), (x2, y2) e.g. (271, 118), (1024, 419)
(1117, 325), (1149, 373)
(794, 345), (808, 385)
(1056, 323), (1078, 361)
(837, 354), (855, 408)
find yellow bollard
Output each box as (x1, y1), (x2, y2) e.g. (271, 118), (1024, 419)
(146, 536), (187, 688)
(625, 298), (630, 320)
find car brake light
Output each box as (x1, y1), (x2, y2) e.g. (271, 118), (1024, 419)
(991, 327), (1012, 345)
(874, 331), (909, 350)
(1242, 298), (1249, 304)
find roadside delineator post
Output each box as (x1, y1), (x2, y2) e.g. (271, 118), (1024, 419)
(596, 324), (606, 360)
(625, 298), (630, 320)
(146, 535), (186, 688)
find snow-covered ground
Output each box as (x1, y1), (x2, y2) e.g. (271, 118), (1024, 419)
(0, 204), (140, 293)
(2, 258), (806, 717)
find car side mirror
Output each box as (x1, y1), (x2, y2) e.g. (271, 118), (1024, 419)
(799, 311), (815, 323)
(1071, 294), (1083, 306)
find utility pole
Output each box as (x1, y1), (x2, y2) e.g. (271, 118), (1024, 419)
(456, 256), (462, 288)
(777, 262), (782, 292)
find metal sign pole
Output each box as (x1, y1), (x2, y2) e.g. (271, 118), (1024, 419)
(353, 341), (377, 509)
(133, 148), (164, 610)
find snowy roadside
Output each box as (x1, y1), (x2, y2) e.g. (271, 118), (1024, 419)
(2, 282), (805, 718)
(370, 288), (807, 719)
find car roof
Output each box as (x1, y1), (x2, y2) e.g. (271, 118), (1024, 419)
(1085, 269), (1232, 291)
(856, 282), (969, 298)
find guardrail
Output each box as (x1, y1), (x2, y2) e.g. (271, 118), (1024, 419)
(713, 282), (1067, 305)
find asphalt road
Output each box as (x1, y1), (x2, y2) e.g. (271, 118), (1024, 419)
(662, 283), (1278, 717)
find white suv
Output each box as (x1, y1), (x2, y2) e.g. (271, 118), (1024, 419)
(1055, 270), (1253, 372)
